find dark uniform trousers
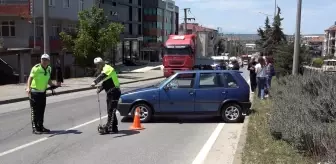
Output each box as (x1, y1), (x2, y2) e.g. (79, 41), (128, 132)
(106, 88), (121, 128)
(30, 92), (47, 129)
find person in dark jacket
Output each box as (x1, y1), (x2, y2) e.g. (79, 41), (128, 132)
(231, 60), (240, 70)
(247, 58), (257, 93)
(55, 59), (63, 86)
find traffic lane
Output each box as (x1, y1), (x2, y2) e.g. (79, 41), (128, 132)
(0, 79), (163, 154)
(1, 116), (220, 164)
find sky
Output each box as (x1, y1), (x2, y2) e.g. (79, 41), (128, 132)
(174, 0), (335, 34)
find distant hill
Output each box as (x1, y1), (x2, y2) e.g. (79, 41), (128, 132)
(220, 33), (324, 41)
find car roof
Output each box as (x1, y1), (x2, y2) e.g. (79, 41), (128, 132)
(174, 70), (243, 74)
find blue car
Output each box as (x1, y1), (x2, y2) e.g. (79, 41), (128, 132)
(117, 70), (251, 123)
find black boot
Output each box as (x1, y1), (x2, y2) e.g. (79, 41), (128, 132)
(32, 123), (42, 135)
(112, 125), (118, 133)
(40, 126), (50, 133)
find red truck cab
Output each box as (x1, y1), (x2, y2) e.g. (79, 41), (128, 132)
(163, 34), (196, 77)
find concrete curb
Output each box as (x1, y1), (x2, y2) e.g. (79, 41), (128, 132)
(0, 76), (164, 105)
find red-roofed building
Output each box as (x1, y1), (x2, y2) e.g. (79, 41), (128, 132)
(178, 23), (217, 34)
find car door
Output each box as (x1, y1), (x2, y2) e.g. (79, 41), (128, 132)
(222, 73), (240, 100)
(194, 72), (226, 112)
(159, 73), (196, 113)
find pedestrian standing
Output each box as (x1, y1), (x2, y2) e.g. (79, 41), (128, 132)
(247, 58), (257, 93)
(55, 59), (63, 86)
(255, 57), (267, 99)
(91, 57), (121, 134)
(26, 54), (58, 134)
(265, 56), (275, 97)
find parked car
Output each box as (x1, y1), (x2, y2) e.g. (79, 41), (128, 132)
(117, 70), (251, 123)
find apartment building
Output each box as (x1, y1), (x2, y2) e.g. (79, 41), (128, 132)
(0, 0), (143, 77)
(141, 0), (178, 62)
(0, 0), (94, 79)
(323, 23), (336, 56)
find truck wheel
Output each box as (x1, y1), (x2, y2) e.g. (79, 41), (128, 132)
(221, 103), (244, 123)
(131, 103), (153, 123)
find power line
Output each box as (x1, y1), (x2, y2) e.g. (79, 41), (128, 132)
(183, 8), (195, 34)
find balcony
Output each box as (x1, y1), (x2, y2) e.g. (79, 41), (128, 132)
(28, 36), (62, 52)
(0, 0), (30, 18)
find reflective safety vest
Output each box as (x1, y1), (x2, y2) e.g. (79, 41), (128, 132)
(101, 64), (120, 88)
(29, 64), (51, 92)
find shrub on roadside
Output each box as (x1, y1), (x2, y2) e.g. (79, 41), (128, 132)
(269, 72), (336, 162)
(311, 58), (323, 68)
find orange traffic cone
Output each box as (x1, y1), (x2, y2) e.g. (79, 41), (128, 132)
(129, 107), (144, 130)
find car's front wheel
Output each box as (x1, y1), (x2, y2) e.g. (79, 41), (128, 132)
(131, 103), (153, 123)
(221, 103), (244, 123)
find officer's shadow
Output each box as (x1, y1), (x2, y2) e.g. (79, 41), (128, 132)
(113, 130), (140, 138)
(47, 130), (82, 137)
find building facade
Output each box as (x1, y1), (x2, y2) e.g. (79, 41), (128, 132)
(142, 0), (178, 62)
(0, 0), (143, 67)
(323, 23), (336, 57)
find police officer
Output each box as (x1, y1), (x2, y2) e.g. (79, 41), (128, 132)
(26, 54), (58, 134)
(91, 57), (121, 133)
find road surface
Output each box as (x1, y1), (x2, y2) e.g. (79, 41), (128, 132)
(0, 68), (249, 164)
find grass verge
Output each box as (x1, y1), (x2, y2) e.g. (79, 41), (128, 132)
(241, 96), (315, 164)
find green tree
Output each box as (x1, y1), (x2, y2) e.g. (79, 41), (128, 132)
(256, 16), (271, 52)
(273, 42), (309, 76)
(256, 7), (286, 56)
(60, 6), (124, 67)
(215, 39), (226, 55)
(264, 7), (287, 56)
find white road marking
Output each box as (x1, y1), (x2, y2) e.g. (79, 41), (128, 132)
(192, 123), (225, 164)
(0, 115), (108, 157)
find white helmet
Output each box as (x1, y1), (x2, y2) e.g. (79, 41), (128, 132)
(93, 57), (104, 64)
(41, 54), (50, 60)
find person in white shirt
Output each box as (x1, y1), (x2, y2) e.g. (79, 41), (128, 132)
(255, 56), (267, 99)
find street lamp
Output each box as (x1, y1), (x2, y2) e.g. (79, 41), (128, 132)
(292, 0), (302, 75)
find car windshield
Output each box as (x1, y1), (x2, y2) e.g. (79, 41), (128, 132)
(152, 77), (171, 87)
(164, 46), (192, 55)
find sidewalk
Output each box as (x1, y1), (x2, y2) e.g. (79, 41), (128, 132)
(0, 70), (164, 105)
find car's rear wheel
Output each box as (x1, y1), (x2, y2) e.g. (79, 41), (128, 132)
(131, 103), (153, 123)
(221, 103), (244, 123)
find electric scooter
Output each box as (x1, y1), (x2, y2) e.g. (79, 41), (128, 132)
(96, 90), (107, 134)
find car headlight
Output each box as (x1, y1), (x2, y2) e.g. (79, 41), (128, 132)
(118, 98), (122, 103)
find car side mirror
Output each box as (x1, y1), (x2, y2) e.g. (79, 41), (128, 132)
(164, 85), (171, 91)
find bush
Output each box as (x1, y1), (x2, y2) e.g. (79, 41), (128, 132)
(269, 72), (336, 162)
(242, 96), (314, 164)
(312, 58), (323, 68)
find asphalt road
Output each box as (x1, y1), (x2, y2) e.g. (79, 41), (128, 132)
(0, 67), (250, 164)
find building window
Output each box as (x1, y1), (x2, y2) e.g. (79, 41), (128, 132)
(138, 0), (141, 6)
(138, 8), (141, 22)
(49, 0), (55, 6)
(0, 21), (15, 37)
(79, 0), (84, 11)
(51, 24), (61, 37)
(36, 20), (43, 37)
(129, 0), (132, 4)
(63, 0), (70, 8)
(129, 24), (133, 35)
(138, 24), (141, 35)
(112, 2), (116, 6)
(129, 6), (132, 21)
(67, 24), (77, 33)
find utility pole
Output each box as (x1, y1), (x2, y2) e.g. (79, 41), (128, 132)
(183, 8), (195, 34)
(43, 0), (49, 54)
(292, 0), (302, 75)
(274, 0), (277, 17)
